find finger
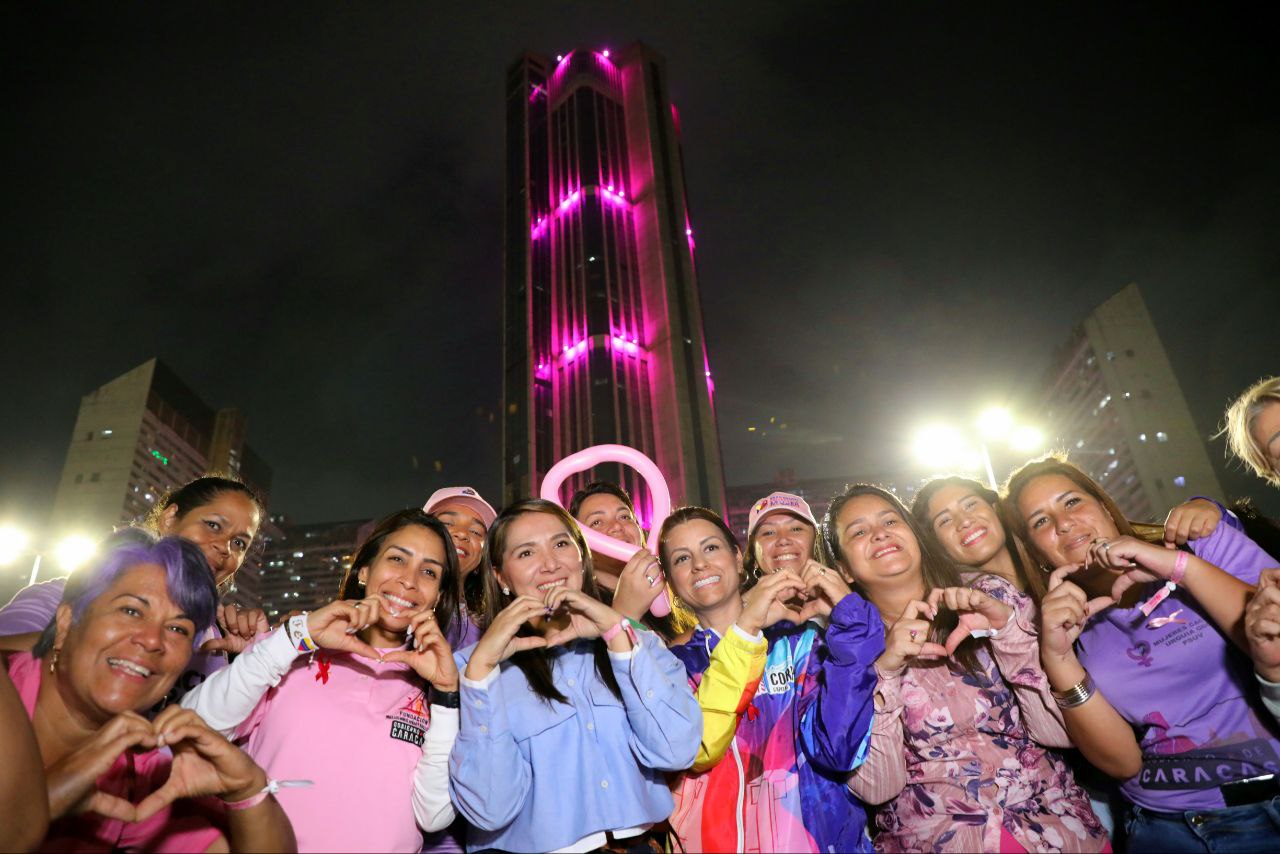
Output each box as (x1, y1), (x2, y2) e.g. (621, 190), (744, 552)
(1048, 564), (1086, 591)
(1259, 569), (1280, 590)
(83, 790), (140, 822)
(236, 610), (255, 637)
(360, 597), (383, 627)
(901, 600), (935, 621)
(1252, 617), (1280, 639)
(216, 604), (230, 630)
(1084, 595), (1115, 619)
(925, 587), (946, 612)
(916, 641), (948, 659)
(1110, 572), (1141, 602)
(200, 635), (242, 654)
(134, 783), (180, 823)
(150, 703), (194, 732)
(944, 587), (965, 613)
(342, 637), (385, 662)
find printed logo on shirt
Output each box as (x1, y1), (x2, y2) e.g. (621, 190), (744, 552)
(1126, 641), (1154, 668)
(386, 690), (430, 748)
(760, 660), (796, 695)
(1139, 738), (1280, 790)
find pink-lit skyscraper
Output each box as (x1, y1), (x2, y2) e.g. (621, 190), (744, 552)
(502, 43), (725, 519)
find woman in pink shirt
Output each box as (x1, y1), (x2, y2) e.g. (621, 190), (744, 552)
(829, 484), (1108, 852)
(181, 510), (464, 853)
(5, 535), (294, 851)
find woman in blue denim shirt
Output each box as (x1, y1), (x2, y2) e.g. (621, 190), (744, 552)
(448, 499), (702, 853)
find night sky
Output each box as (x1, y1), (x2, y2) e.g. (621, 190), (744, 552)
(3, 2), (1278, 535)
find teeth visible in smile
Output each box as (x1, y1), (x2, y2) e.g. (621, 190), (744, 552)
(775, 552), (800, 561)
(455, 547), (466, 557)
(383, 593), (415, 610)
(537, 579), (566, 591)
(693, 575), (721, 590)
(107, 658), (152, 678)
(871, 545), (901, 559)
(961, 528), (986, 546)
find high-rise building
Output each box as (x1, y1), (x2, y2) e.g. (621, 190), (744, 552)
(48, 358), (273, 540)
(258, 517), (371, 621)
(1042, 284), (1224, 520)
(501, 42), (725, 522)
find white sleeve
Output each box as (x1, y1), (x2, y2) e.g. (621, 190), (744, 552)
(179, 626), (299, 736)
(411, 704), (459, 832)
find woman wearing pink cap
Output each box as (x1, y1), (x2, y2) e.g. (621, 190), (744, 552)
(180, 510), (464, 852)
(424, 486), (497, 652)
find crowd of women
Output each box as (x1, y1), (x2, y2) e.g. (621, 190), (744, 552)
(2, 375), (1279, 853)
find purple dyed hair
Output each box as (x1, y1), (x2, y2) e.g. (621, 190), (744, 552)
(34, 536), (218, 656)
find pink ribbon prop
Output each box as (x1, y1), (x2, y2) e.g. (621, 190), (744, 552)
(540, 444), (673, 617)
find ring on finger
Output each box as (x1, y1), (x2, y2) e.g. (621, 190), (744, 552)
(909, 629), (918, 641)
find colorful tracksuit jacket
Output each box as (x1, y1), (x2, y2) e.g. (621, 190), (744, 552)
(668, 593), (885, 853)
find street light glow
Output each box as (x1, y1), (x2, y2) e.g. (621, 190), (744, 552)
(1010, 425), (1044, 452)
(0, 526), (30, 565)
(55, 535), (97, 571)
(913, 423), (979, 471)
(976, 406), (1013, 439)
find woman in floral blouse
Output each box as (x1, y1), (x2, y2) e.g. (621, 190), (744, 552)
(826, 484), (1108, 852)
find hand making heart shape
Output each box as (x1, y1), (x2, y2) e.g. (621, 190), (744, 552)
(46, 707), (269, 824)
(926, 586), (1013, 655)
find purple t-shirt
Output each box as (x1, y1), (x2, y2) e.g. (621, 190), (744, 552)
(1077, 522), (1280, 812)
(0, 577), (226, 708)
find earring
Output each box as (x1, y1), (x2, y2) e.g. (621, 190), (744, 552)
(502, 586), (511, 596)
(49, 647), (60, 675)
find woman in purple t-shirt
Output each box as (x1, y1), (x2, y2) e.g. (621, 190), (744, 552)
(1007, 455), (1280, 852)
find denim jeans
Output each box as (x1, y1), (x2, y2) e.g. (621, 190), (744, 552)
(1124, 798), (1280, 852)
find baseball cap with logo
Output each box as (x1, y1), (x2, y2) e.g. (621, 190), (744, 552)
(747, 491), (819, 538)
(423, 486), (498, 529)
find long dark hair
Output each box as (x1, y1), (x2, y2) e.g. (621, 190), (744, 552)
(911, 476), (1047, 603)
(338, 509), (460, 641)
(145, 475), (265, 532)
(824, 483), (984, 674)
(482, 499), (621, 705)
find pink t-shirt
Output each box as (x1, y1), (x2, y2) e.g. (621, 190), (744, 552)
(7, 652), (222, 853)
(235, 647), (432, 853)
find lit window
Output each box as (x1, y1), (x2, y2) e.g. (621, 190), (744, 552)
(1099, 395), (1111, 408)
(1075, 439), (1085, 449)
(293, 551), (304, 558)
(1106, 351), (1115, 361)
(1139, 433), (1147, 442)
(1174, 476), (1186, 487)
(1156, 431), (1168, 442)
(1107, 460), (1119, 470)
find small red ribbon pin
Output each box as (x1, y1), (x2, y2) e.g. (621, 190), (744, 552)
(314, 654), (331, 685)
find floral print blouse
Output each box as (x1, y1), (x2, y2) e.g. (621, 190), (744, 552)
(848, 575), (1108, 852)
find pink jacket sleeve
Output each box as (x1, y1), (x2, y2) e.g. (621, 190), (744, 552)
(846, 664), (908, 805)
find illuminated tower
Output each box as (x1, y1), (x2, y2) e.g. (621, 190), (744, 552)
(502, 43), (725, 518)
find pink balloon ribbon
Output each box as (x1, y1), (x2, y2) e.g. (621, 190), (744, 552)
(539, 444), (672, 617)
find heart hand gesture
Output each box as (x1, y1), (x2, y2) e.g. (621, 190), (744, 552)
(1040, 565), (1114, 664)
(465, 597), (551, 681)
(304, 598), (385, 661)
(739, 570), (806, 635)
(46, 711), (157, 821)
(926, 586), (1012, 655)
(202, 604), (272, 655)
(876, 600), (947, 673)
(797, 560), (852, 622)
(382, 610), (460, 691)
(134, 706), (267, 821)
(543, 588), (626, 649)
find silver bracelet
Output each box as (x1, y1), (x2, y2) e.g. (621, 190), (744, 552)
(1052, 672), (1096, 709)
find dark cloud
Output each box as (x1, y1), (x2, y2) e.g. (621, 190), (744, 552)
(2, 1), (1277, 534)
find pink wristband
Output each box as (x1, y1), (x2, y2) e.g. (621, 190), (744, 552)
(223, 778), (312, 810)
(1140, 550), (1190, 617)
(601, 619), (638, 646)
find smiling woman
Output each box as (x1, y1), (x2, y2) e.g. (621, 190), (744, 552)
(179, 509), (464, 853)
(3, 536), (294, 851)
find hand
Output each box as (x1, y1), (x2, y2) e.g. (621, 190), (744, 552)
(739, 570), (806, 635)
(875, 600), (946, 673)
(45, 711), (157, 821)
(304, 598), (385, 661)
(203, 604), (272, 655)
(797, 560), (851, 622)
(611, 549), (666, 621)
(1246, 568), (1280, 683)
(382, 611), (460, 691)
(926, 586), (1013, 655)
(543, 587), (626, 648)
(465, 597), (550, 681)
(1083, 535), (1185, 601)
(1163, 498), (1222, 547)
(1039, 565), (1113, 663)
(135, 706), (267, 821)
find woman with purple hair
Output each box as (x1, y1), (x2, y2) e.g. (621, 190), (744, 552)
(4, 536), (295, 851)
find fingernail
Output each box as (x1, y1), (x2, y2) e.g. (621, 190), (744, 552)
(346, 628), (357, 635)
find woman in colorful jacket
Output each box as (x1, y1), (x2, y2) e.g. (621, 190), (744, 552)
(660, 500), (885, 853)
(830, 484), (1109, 852)
(448, 499), (701, 853)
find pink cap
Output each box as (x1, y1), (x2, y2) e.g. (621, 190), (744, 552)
(423, 486), (497, 528)
(747, 491), (818, 538)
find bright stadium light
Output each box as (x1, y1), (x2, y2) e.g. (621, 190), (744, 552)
(55, 535), (97, 571)
(976, 406), (1013, 440)
(0, 526), (30, 565)
(913, 423), (978, 471)
(1010, 425), (1045, 453)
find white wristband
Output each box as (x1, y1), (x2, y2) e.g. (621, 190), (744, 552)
(286, 614), (316, 653)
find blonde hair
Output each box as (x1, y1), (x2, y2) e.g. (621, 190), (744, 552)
(1218, 376), (1280, 486)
